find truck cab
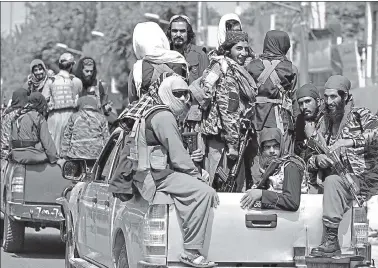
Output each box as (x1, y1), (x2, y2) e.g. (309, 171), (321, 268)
(59, 128), (376, 268)
(1, 158), (72, 253)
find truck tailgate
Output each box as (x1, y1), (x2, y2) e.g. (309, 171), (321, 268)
(167, 193), (352, 263)
(24, 163), (72, 204)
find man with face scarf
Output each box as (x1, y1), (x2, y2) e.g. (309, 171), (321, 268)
(240, 128), (306, 211)
(1, 89), (29, 159)
(246, 30), (298, 156)
(167, 15), (209, 84)
(195, 30), (256, 190)
(9, 92), (59, 164)
(60, 96), (110, 161)
(127, 22), (189, 104)
(305, 75), (378, 257)
(112, 75), (218, 268)
(23, 59), (54, 94)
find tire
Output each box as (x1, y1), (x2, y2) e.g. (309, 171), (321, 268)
(65, 236), (78, 268)
(116, 245), (129, 268)
(2, 214), (25, 252)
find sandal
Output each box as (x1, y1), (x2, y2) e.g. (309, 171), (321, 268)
(179, 253), (217, 268)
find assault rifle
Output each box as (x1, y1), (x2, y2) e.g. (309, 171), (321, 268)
(215, 122), (254, 192)
(308, 133), (364, 207)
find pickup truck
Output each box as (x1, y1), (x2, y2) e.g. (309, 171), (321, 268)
(58, 128), (376, 268)
(1, 158), (72, 253)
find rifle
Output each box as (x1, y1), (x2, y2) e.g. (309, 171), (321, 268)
(215, 125), (253, 192)
(308, 133), (364, 207)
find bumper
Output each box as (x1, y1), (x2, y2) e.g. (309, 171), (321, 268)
(7, 202), (65, 223)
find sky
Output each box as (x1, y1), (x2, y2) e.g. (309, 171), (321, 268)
(1, 1), (249, 36)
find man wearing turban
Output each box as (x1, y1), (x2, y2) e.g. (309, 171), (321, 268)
(307, 75), (378, 257)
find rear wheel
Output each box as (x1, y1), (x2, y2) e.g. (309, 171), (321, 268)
(2, 214), (25, 252)
(116, 245), (129, 268)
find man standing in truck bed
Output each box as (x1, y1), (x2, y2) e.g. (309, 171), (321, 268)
(306, 75), (378, 257)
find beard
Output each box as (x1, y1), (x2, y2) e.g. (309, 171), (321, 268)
(325, 101), (345, 121)
(172, 37), (186, 48)
(302, 106), (320, 121)
(259, 154), (278, 170)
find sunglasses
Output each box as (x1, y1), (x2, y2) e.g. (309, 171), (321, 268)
(172, 90), (189, 98)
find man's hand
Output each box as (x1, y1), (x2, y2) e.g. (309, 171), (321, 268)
(191, 149), (203, 163)
(212, 192), (220, 208)
(57, 158), (66, 169)
(240, 189), (263, 210)
(227, 146), (238, 160)
(329, 139), (354, 152)
(315, 154), (333, 169)
(304, 122), (316, 138)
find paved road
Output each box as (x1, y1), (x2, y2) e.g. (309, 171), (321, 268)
(1, 228), (65, 268)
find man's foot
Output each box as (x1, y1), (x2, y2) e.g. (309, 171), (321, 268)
(180, 250), (217, 268)
(310, 226), (341, 257)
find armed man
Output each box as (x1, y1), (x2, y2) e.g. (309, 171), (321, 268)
(167, 15), (209, 84)
(305, 75), (378, 257)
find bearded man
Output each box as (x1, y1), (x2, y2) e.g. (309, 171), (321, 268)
(306, 75), (378, 257)
(73, 57), (113, 115)
(167, 15), (209, 84)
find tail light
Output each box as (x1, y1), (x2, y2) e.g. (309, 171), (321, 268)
(143, 205), (168, 264)
(10, 165), (25, 203)
(352, 202), (369, 258)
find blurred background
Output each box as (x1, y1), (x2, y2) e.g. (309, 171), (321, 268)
(1, 1), (377, 113)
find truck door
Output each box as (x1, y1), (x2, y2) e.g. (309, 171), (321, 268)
(91, 133), (123, 267)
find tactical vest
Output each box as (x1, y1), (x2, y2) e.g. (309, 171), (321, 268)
(128, 105), (171, 203)
(267, 155), (308, 194)
(49, 75), (77, 111)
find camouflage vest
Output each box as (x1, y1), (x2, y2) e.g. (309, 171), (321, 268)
(49, 74), (76, 111)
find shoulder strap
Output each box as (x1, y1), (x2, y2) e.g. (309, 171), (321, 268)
(256, 59), (281, 88)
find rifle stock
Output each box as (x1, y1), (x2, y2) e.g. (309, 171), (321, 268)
(218, 128), (252, 192)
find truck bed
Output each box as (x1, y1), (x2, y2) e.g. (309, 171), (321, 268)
(167, 193), (353, 264)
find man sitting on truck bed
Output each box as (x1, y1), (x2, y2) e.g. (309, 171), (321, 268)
(240, 127), (306, 211)
(9, 92), (59, 165)
(306, 75), (378, 257)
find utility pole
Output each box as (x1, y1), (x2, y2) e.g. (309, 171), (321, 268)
(366, 2), (373, 86)
(197, 2), (203, 46)
(299, 2), (310, 86)
(10, 2), (13, 35)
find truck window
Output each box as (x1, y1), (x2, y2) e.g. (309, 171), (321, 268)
(95, 132), (123, 182)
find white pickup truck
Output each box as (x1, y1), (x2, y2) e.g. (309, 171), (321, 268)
(57, 128), (376, 268)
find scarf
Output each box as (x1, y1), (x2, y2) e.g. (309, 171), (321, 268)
(260, 30), (291, 61)
(217, 13), (242, 49)
(158, 76), (189, 120)
(225, 57), (257, 102)
(27, 59), (48, 92)
(12, 92), (47, 126)
(132, 22), (189, 98)
(4, 88), (28, 115)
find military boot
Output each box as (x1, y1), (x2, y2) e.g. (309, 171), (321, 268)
(310, 226), (341, 257)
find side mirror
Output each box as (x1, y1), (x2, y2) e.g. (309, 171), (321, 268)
(62, 160), (87, 181)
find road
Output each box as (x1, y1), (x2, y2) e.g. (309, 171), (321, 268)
(1, 228), (377, 268)
(1, 228), (65, 268)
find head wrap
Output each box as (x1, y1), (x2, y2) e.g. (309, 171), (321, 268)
(169, 15), (191, 26)
(132, 22), (188, 98)
(77, 96), (98, 111)
(324, 75), (351, 93)
(259, 128), (284, 158)
(4, 88), (28, 115)
(260, 30), (291, 61)
(11, 88), (28, 109)
(73, 57), (97, 88)
(28, 92), (48, 114)
(27, 59), (48, 92)
(296, 84), (320, 101)
(158, 76), (189, 118)
(222, 30), (248, 49)
(217, 13), (242, 49)
(59, 53), (75, 64)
